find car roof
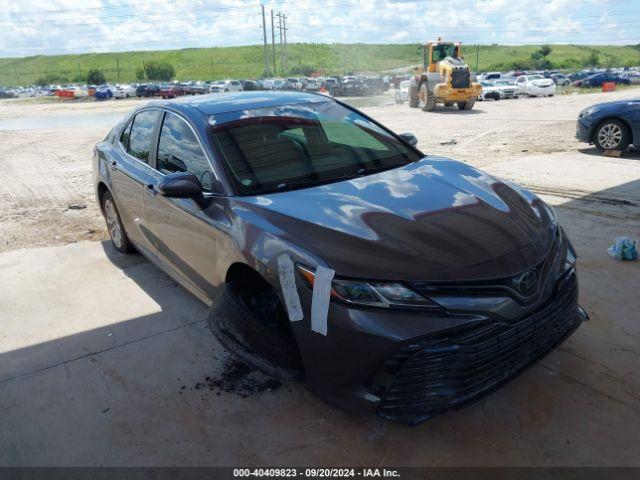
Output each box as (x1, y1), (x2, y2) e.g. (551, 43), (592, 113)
(146, 91), (330, 117)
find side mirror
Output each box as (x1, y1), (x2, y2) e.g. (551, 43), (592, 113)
(399, 132), (418, 147)
(157, 172), (207, 207)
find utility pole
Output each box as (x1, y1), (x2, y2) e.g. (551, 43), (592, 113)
(475, 44), (480, 72)
(355, 44), (358, 76)
(283, 14), (288, 75)
(271, 10), (276, 76)
(211, 57), (215, 80)
(13, 67), (20, 85)
(277, 13), (284, 76)
(261, 5), (269, 77)
(116, 58), (120, 83)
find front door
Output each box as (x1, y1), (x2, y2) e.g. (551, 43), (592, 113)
(143, 111), (226, 303)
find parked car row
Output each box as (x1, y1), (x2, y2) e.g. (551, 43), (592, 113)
(477, 67), (640, 89)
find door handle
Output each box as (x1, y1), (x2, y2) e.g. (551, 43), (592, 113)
(109, 160), (118, 171)
(145, 184), (158, 196)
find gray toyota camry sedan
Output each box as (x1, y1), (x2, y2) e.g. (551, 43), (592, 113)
(93, 91), (587, 424)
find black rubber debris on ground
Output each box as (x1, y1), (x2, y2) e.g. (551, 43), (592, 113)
(183, 357), (282, 398)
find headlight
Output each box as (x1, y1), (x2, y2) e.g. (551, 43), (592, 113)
(564, 240), (577, 271)
(580, 106), (598, 118)
(539, 201), (558, 228)
(297, 266), (441, 310)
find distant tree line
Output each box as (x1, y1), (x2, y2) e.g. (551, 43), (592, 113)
(32, 61), (176, 86)
(487, 45), (607, 71)
(136, 61), (175, 81)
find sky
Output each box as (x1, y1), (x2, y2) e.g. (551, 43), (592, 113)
(0, 0), (638, 58)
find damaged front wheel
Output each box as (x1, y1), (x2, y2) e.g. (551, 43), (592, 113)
(207, 283), (304, 381)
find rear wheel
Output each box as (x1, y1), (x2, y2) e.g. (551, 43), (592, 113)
(594, 119), (631, 151)
(101, 191), (133, 253)
(457, 98), (476, 110)
(419, 82), (436, 111)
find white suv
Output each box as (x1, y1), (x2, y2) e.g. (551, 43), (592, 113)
(112, 84), (136, 99)
(209, 80), (243, 93)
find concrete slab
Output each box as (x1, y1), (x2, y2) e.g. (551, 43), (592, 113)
(1, 152), (640, 466)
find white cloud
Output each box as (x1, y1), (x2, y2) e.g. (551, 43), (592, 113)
(0, 0), (635, 57)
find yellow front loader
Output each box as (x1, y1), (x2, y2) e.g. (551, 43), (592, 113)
(409, 39), (482, 111)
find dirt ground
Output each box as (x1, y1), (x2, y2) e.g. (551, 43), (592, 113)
(0, 89), (638, 253)
(1, 90), (640, 467)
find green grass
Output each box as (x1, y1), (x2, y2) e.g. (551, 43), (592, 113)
(1, 43), (640, 86)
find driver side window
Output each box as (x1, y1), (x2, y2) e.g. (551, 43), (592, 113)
(156, 112), (214, 191)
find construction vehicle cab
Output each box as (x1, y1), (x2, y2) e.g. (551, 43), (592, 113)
(409, 39), (481, 111)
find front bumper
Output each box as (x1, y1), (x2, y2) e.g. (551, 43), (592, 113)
(528, 85), (555, 96)
(576, 117), (593, 143)
(375, 269), (582, 424)
(293, 263), (583, 424)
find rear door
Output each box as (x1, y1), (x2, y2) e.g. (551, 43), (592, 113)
(143, 110), (225, 302)
(109, 108), (162, 257)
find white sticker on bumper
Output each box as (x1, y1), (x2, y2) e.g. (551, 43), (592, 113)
(277, 254), (304, 322)
(311, 265), (335, 336)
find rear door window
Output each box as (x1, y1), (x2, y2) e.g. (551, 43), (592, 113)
(156, 112), (214, 191)
(119, 120), (133, 149)
(127, 110), (161, 163)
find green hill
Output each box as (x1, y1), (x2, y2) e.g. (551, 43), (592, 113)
(2, 43), (640, 86)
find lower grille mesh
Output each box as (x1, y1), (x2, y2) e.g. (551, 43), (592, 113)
(376, 272), (580, 424)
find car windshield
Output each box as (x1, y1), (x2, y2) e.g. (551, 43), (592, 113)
(210, 101), (422, 195)
(432, 44), (455, 62)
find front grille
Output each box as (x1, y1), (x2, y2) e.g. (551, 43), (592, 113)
(374, 271), (580, 425)
(451, 69), (471, 89)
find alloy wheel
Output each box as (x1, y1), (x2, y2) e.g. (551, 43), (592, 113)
(103, 199), (123, 248)
(597, 123), (623, 150)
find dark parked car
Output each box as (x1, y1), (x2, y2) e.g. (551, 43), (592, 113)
(136, 84), (160, 97)
(94, 85), (113, 100)
(363, 77), (390, 94)
(0, 89), (17, 99)
(94, 92), (586, 424)
(159, 83), (185, 99)
(576, 99), (640, 151)
(330, 79), (374, 97)
(190, 83), (208, 95)
(573, 73), (631, 88)
(242, 80), (258, 91)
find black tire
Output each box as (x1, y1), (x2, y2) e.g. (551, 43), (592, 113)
(419, 82), (436, 111)
(594, 118), (631, 152)
(457, 99), (476, 110)
(208, 283), (303, 381)
(101, 191), (134, 253)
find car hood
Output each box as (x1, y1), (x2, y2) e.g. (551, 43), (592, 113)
(234, 158), (555, 281)
(585, 99), (640, 110)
